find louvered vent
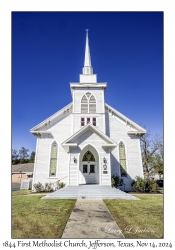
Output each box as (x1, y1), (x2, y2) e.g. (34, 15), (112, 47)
(81, 104), (88, 113)
(82, 95), (88, 103)
(86, 92), (91, 98)
(81, 93), (96, 113)
(89, 95), (96, 103)
(89, 104), (96, 113)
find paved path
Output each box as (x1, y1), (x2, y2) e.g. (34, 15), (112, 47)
(12, 183), (21, 191)
(61, 199), (124, 239)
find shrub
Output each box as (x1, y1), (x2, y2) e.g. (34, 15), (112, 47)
(45, 182), (53, 192)
(111, 178), (115, 187)
(58, 182), (66, 189)
(131, 176), (159, 193)
(111, 173), (123, 188)
(33, 182), (43, 192)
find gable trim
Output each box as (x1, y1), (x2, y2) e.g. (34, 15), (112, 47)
(105, 103), (146, 134)
(30, 102), (73, 132)
(62, 123), (117, 145)
(62, 123), (117, 152)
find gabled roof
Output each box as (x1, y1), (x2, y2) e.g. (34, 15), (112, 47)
(62, 123), (117, 152)
(12, 163), (34, 173)
(30, 102), (72, 134)
(30, 101), (146, 137)
(105, 103), (146, 135)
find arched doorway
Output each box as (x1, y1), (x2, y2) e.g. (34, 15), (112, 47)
(79, 145), (99, 185)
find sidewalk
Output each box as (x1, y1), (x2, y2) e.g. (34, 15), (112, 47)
(61, 199), (124, 238)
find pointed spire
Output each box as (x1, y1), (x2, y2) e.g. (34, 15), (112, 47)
(82, 29), (93, 75)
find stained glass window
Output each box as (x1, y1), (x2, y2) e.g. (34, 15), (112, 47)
(81, 118), (85, 126)
(93, 118), (96, 126)
(119, 142), (127, 176)
(50, 142), (57, 176)
(82, 150), (95, 161)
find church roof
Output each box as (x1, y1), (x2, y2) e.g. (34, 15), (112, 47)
(12, 163), (34, 173)
(30, 102), (72, 134)
(105, 103), (146, 135)
(30, 102), (146, 136)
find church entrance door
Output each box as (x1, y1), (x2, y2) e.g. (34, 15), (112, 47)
(81, 162), (96, 184)
(79, 149), (99, 185)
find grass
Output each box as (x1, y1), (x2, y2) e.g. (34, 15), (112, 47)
(104, 194), (163, 238)
(12, 191), (76, 238)
(12, 190), (32, 196)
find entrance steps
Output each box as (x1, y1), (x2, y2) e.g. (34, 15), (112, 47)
(42, 185), (139, 200)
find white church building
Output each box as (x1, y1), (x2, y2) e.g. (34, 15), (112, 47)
(30, 31), (146, 191)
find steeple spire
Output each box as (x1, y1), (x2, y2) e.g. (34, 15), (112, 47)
(82, 29), (93, 75)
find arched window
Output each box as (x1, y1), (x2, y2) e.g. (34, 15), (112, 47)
(81, 92), (96, 113)
(49, 141), (58, 177)
(82, 150), (95, 161)
(119, 142), (127, 176)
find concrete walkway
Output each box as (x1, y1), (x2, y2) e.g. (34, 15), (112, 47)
(12, 183), (21, 191)
(61, 199), (124, 238)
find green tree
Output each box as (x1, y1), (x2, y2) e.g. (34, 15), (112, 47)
(29, 151), (35, 163)
(140, 130), (163, 179)
(19, 147), (30, 163)
(152, 153), (163, 180)
(12, 149), (19, 164)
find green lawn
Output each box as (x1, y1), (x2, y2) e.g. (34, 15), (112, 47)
(104, 194), (163, 238)
(12, 191), (76, 238)
(12, 190), (32, 196)
(12, 191), (163, 239)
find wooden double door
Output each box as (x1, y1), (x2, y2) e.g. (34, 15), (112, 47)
(81, 162), (96, 184)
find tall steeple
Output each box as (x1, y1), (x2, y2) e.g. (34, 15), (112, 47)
(82, 29), (93, 75)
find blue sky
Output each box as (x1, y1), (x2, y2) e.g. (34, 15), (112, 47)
(12, 12), (163, 153)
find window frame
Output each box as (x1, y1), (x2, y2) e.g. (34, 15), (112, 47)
(119, 141), (127, 177)
(48, 141), (58, 178)
(80, 117), (97, 127)
(81, 117), (85, 126)
(92, 117), (96, 126)
(87, 117), (91, 124)
(81, 92), (96, 114)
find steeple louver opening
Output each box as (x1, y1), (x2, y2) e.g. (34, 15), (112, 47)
(81, 94), (88, 113)
(81, 92), (96, 114)
(89, 95), (96, 113)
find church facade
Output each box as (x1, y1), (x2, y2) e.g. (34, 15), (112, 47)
(30, 31), (146, 191)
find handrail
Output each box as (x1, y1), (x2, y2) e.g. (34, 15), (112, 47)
(51, 176), (68, 190)
(58, 176), (67, 181)
(52, 176), (67, 185)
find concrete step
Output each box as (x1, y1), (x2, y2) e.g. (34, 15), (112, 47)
(42, 185), (139, 200)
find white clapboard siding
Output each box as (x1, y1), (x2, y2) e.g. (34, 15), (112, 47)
(108, 114), (143, 181)
(73, 114), (104, 134)
(72, 130), (108, 154)
(110, 147), (120, 176)
(34, 113), (72, 186)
